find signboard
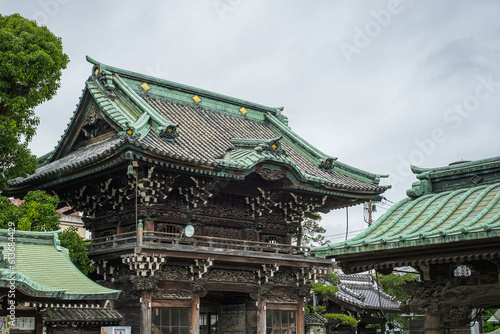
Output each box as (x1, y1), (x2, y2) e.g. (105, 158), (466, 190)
(101, 326), (131, 334)
(14, 318), (36, 330)
(0, 317), (9, 334)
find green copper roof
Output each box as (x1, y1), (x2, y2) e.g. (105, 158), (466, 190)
(312, 157), (500, 258)
(0, 229), (120, 300)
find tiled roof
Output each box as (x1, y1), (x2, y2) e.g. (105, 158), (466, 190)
(313, 157), (500, 258)
(0, 229), (121, 300)
(7, 57), (390, 198)
(304, 312), (326, 325)
(14, 136), (126, 187)
(327, 273), (400, 311)
(42, 307), (122, 324)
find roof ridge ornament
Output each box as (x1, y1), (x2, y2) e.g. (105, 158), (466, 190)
(319, 157), (337, 170)
(230, 137), (287, 156)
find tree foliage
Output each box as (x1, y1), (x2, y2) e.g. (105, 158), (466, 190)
(309, 272), (358, 327)
(377, 272), (419, 332)
(377, 273), (419, 302)
(0, 190), (60, 231)
(0, 13), (69, 190)
(295, 213), (326, 247)
(59, 226), (94, 275)
(324, 313), (358, 327)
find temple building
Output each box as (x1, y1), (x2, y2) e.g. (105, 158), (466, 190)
(0, 229), (121, 334)
(324, 273), (400, 334)
(313, 157), (500, 333)
(4, 57), (389, 334)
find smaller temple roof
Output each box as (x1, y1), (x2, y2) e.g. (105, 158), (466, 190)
(304, 312), (327, 326)
(327, 273), (400, 312)
(312, 157), (500, 272)
(0, 229), (121, 300)
(41, 307), (122, 326)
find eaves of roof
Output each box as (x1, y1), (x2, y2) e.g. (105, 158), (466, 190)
(42, 307), (122, 324)
(313, 181), (500, 258)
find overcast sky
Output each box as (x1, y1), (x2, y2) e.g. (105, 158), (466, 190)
(3, 1), (500, 243)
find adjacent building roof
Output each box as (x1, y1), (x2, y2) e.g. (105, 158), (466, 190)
(5, 57), (389, 202)
(41, 307), (122, 325)
(304, 312), (327, 326)
(312, 157), (500, 272)
(328, 273), (400, 312)
(0, 229), (121, 300)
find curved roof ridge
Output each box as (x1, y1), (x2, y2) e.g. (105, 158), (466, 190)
(87, 56), (282, 115)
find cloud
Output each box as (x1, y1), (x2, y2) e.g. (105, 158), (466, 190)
(3, 0), (500, 241)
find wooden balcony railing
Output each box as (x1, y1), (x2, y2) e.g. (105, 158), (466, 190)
(88, 230), (312, 257)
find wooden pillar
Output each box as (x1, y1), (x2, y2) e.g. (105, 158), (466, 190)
(190, 293), (200, 334)
(296, 296), (304, 334)
(256, 295), (266, 334)
(35, 311), (44, 334)
(140, 290), (152, 334)
(144, 219), (155, 232)
(255, 230), (261, 242)
(424, 313), (446, 334)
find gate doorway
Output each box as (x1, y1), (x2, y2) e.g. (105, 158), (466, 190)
(200, 292), (251, 334)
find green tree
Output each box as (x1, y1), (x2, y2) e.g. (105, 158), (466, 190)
(378, 273), (419, 302)
(0, 13), (69, 190)
(295, 213), (326, 247)
(377, 273), (419, 332)
(0, 190), (60, 231)
(59, 226), (94, 275)
(309, 273), (359, 327)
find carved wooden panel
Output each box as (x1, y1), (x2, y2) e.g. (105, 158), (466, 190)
(204, 225), (241, 239)
(203, 269), (256, 284)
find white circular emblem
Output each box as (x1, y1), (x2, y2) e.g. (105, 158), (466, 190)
(184, 224), (195, 238)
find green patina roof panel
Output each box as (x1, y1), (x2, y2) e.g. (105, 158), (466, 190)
(313, 157), (500, 258)
(0, 230), (120, 300)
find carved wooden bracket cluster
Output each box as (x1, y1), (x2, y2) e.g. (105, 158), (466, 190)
(121, 253), (166, 277)
(179, 177), (218, 209)
(134, 167), (179, 205)
(91, 259), (118, 282)
(190, 258), (214, 279)
(296, 267), (324, 287)
(69, 178), (116, 215)
(279, 194), (327, 224)
(245, 188), (279, 219)
(256, 263), (280, 285)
